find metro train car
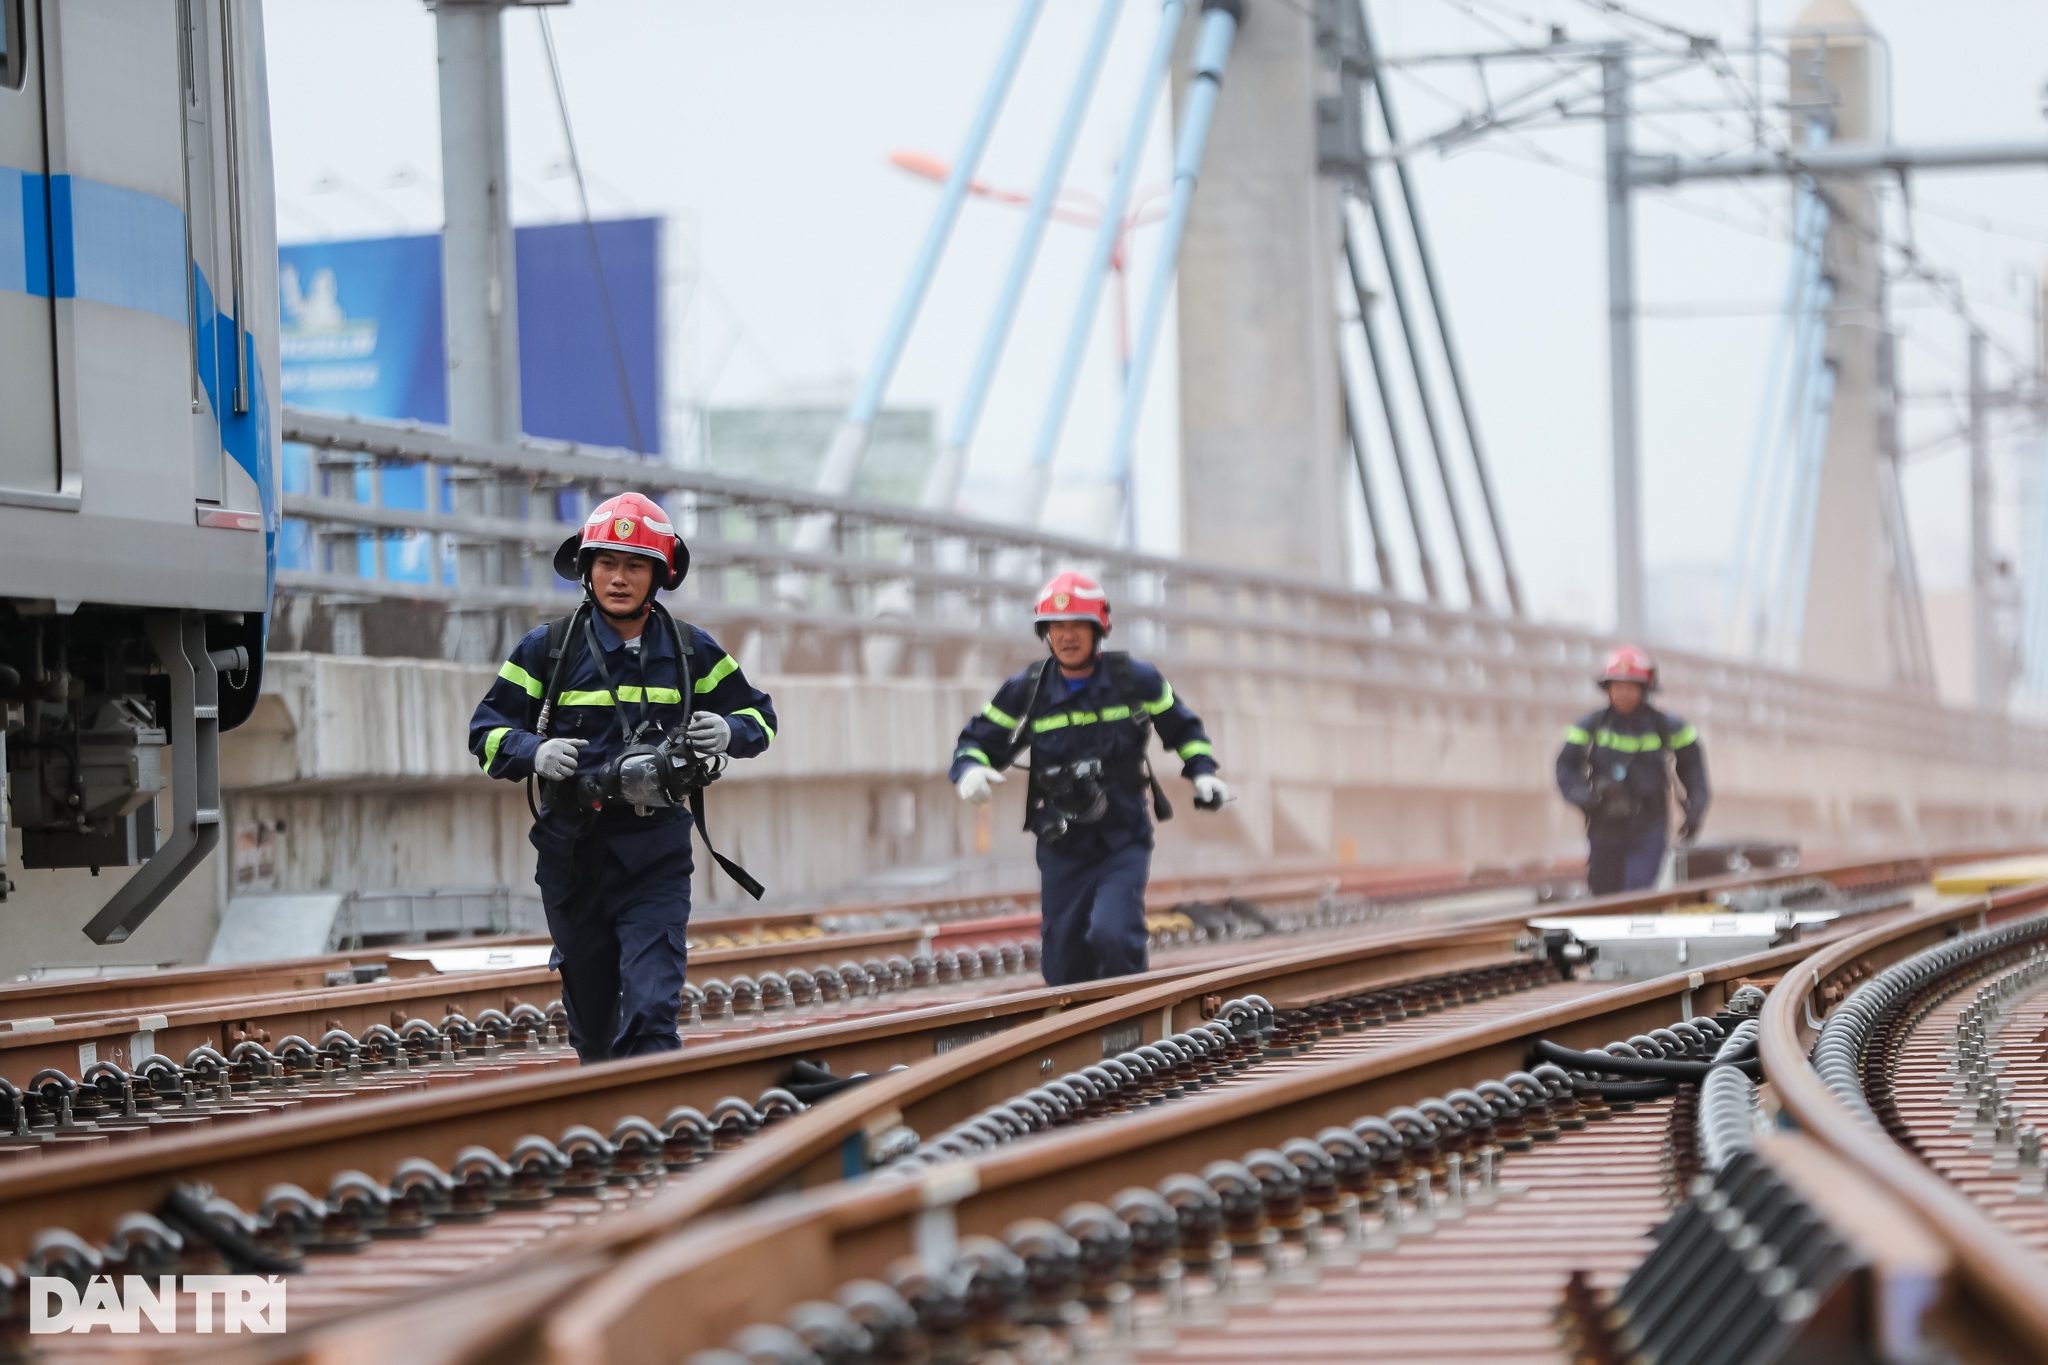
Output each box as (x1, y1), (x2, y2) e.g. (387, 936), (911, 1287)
(0, 0), (278, 943)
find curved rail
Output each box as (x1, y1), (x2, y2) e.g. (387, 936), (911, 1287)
(1758, 880), (2048, 1354)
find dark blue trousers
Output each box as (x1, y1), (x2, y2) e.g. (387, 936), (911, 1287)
(1587, 820), (1666, 896)
(1036, 839), (1151, 986)
(532, 815), (694, 1063)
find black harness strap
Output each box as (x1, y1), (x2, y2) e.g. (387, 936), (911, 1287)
(689, 785), (765, 900)
(1012, 656), (1057, 827)
(1102, 650), (1174, 823)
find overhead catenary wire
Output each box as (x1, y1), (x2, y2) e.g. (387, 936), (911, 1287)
(537, 10), (645, 457)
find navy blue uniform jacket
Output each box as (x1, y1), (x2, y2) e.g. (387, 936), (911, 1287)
(1554, 703), (1708, 829)
(948, 656), (1217, 858)
(468, 608), (776, 844)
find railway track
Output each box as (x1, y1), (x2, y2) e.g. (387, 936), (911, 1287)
(0, 863), (1560, 1105)
(0, 847), (1974, 1358)
(0, 853), (1964, 1360)
(444, 925), (1829, 1365)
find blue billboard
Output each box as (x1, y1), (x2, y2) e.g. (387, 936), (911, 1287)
(277, 218), (662, 580)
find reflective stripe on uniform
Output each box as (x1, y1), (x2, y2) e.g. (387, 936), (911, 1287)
(1563, 725), (1591, 745)
(982, 701), (1021, 728)
(1593, 728), (1662, 753)
(1178, 740), (1213, 760)
(1668, 724), (1699, 748)
(1143, 683), (1174, 716)
(957, 747), (992, 768)
(482, 726), (511, 770)
(499, 661), (543, 699)
(732, 706), (775, 744)
(1031, 713), (1071, 733)
(694, 654), (739, 693)
(553, 684), (687, 707)
(1100, 705), (1132, 721)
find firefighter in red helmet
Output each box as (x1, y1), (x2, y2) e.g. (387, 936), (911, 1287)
(468, 492), (777, 1062)
(949, 572), (1230, 985)
(1555, 644), (1710, 895)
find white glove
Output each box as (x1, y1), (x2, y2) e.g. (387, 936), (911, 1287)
(687, 712), (732, 756)
(534, 737), (587, 781)
(956, 766), (1005, 805)
(1193, 774), (1231, 810)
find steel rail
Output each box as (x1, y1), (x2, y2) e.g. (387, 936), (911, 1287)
(0, 864), (1514, 1024)
(193, 858), (1951, 1364)
(453, 930), (1861, 1365)
(0, 853), (1950, 1362)
(0, 863), (1604, 1256)
(0, 862), (1552, 1089)
(1759, 879), (2048, 1355)
(0, 925), (952, 1086)
(0, 852), (1903, 1120)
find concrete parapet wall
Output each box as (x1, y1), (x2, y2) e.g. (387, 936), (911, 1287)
(10, 651), (2048, 976)
(214, 655), (2048, 900)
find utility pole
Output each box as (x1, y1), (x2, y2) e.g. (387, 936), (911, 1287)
(434, 0), (526, 445)
(1970, 328), (2001, 708)
(431, 0), (548, 663)
(1601, 46), (1645, 640)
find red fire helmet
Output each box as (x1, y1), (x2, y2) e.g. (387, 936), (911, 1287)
(552, 492), (689, 591)
(1599, 643), (1657, 689)
(1033, 571), (1111, 633)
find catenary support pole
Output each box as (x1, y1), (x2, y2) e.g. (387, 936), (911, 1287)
(1343, 209), (1441, 603)
(815, 0), (1046, 499)
(1098, 0), (1242, 542)
(1601, 45), (1646, 639)
(924, 0), (1125, 512)
(437, 0), (522, 445)
(1970, 328), (2001, 708)
(1354, 0), (1523, 616)
(1020, 0), (1188, 526)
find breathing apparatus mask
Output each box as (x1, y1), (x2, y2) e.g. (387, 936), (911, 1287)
(1030, 758), (1109, 843)
(1585, 765), (1639, 825)
(568, 732), (725, 817)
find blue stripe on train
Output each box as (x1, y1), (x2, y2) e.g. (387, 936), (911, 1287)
(2, 164), (277, 597)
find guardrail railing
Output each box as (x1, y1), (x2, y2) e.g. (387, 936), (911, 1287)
(278, 408), (2048, 767)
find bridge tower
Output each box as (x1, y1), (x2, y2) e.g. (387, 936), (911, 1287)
(1792, 0), (1896, 686)
(1172, 4), (1351, 582)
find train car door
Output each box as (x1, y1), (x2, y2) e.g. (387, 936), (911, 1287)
(180, 0), (228, 504)
(0, 0), (60, 498)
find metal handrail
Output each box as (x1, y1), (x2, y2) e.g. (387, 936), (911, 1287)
(278, 408), (2048, 767)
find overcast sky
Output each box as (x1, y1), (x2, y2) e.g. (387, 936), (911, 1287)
(262, 0), (2048, 645)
